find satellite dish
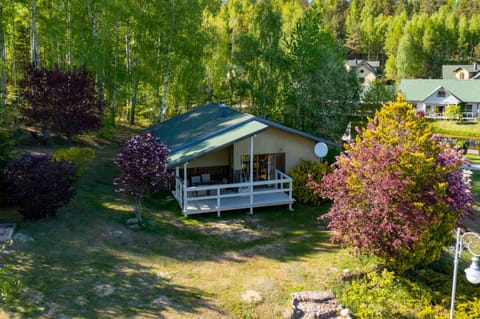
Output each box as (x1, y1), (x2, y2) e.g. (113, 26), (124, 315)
(314, 142), (328, 158)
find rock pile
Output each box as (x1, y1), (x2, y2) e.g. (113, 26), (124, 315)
(290, 290), (348, 319)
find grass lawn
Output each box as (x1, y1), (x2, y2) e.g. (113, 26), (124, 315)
(0, 132), (370, 319)
(429, 119), (480, 138)
(1, 128), (480, 318)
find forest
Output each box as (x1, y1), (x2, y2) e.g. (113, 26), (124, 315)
(1, 0), (480, 138)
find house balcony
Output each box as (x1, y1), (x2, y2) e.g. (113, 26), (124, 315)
(172, 169), (294, 217)
(425, 112), (478, 121)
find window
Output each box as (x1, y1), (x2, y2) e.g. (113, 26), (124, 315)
(437, 90), (446, 97)
(240, 153), (285, 181)
(465, 105), (473, 112)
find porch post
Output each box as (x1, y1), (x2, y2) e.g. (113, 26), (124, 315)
(249, 135), (254, 214)
(183, 162), (188, 217)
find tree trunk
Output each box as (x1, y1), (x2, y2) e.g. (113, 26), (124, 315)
(158, 0), (176, 123)
(0, 30), (6, 107)
(129, 78), (138, 124)
(11, 2), (16, 89)
(88, 0), (104, 115)
(135, 199), (143, 225)
(31, 0), (39, 68)
(111, 20), (119, 128)
(0, 6), (6, 107)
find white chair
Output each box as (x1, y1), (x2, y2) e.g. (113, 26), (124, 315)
(191, 176), (201, 185)
(201, 173), (211, 183)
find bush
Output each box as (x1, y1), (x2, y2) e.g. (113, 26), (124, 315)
(455, 140), (469, 155)
(445, 105), (462, 120)
(289, 159), (331, 205)
(51, 147), (95, 178)
(338, 268), (440, 318)
(3, 153), (76, 219)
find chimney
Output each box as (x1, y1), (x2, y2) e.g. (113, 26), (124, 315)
(474, 63), (478, 71)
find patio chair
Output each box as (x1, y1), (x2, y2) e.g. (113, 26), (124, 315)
(191, 176), (201, 185)
(201, 173), (211, 183)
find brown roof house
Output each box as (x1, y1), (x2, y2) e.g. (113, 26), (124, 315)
(147, 102), (335, 217)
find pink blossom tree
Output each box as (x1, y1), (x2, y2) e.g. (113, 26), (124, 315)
(311, 95), (474, 271)
(113, 133), (171, 225)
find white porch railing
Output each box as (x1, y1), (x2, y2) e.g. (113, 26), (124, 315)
(172, 169), (294, 217)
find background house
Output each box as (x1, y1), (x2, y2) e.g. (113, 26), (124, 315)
(346, 59), (381, 86)
(399, 79), (480, 119)
(147, 103), (336, 216)
(442, 64), (480, 80)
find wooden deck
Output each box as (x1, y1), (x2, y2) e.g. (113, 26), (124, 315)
(184, 191), (294, 216)
(173, 170), (295, 217)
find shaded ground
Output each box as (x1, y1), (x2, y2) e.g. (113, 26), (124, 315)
(0, 129), (361, 319)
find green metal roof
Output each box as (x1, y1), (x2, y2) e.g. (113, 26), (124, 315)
(147, 102), (336, 169)
(167, 120), (267, 168)
(149, 103), (254, 150)
(399, 79), (480, 102)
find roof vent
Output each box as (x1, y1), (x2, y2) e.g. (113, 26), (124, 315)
(218, 101), (228, 118)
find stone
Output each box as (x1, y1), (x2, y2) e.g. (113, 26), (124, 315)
(128, 224), (141, 231)
(126, 218), (138, 225)
(107, 230), (123, 238)
(94, 284), (115, 297)
(241, 290), (262, 304)
(156, 271), (172, 280)
(340, 308), (351, 317)
(74, 296), (88, 306)
(152, 296), (172, 307)
(22, 288), (43, 304)
(14, 232), (34, 243)
(290, 290), (342, 319)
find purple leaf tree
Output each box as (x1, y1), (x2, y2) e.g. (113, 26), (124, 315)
(310, 96), (475, 271)
(113, 133), (171, 225)
(19, 64), (102, 143)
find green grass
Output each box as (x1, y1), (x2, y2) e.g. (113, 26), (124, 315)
(429, 119), (480, 138)
(466, 153), (480, 165)
(1, 128), (480, 318)
(0, 134), (369, 319)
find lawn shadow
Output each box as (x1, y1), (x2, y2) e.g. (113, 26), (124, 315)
(0, 224), (221, 319)
(129, 193), (340, 263)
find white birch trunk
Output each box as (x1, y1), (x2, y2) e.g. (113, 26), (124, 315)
(111, 20), (119, 127)
(158, 0), (175, 123)
(31, 0), (39, 68)
(11, 3), (16, 88)
(0, 6), (6, 107)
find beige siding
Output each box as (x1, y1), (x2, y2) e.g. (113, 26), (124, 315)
(233, 127), (319, 171)
(188, 147), (231, 168)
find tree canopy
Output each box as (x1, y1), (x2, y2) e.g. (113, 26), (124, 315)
(19, 64), (102, 143)
(1, 0), (479, 140)
(313, 95), (474, 271)
(113, 133), (171, 225)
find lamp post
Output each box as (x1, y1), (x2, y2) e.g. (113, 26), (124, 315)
(450, 228), (480, 319)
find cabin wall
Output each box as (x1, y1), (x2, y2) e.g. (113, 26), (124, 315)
(233, 127), (318, 172)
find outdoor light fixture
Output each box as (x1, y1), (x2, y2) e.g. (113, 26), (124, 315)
(450, 228), (480, 319)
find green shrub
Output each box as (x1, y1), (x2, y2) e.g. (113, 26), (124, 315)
(455, 140), (469, 155)
(289, 159), (331, 205)
(338, 268), (439, 318)
(445, 105), (462, 120)
(51, 147), (95, 178)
